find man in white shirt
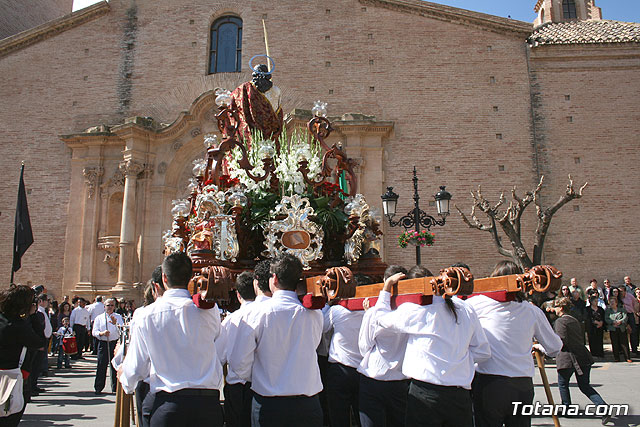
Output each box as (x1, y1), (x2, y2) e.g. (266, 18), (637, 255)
(358, 265), (411, 427)
(70, 298), (91, 359)
(118, 252), (224, 426)
(323, 291), (364, 427)
(467, 259), (562, 427)
(92, 298), (123, 394)
(374, 268), (491, 427)
(31, 293), (53, 395)
(229, 253), (324, 427)
(217, 271), (256, 427)
(87, 295), (105, 355)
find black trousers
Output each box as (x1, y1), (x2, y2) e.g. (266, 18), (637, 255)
(149, 389), (223, 427)
(405, 379), (472, 427)
(587, 328), (604, 357)
(224, 382), (253, 427)
(72, 324), (87, 358)
(251, 393), (323, 427)
(29, 350), (45, 391)
(317, 355), (331, 426)
(472, 373), (534, 427)
(326, 362), (361, 427)
(94, 339), (117, 393)
(609, 329), (631, 361)
(136, 381), (152, 427)
(359, 375), (409, 427)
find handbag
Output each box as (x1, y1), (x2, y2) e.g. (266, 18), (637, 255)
(0, 347), (27, 417)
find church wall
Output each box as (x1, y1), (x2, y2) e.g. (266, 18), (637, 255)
(0, 8), (123, 298)
(528, 44), (640, 286)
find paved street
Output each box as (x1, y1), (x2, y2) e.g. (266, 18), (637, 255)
(20, 349), (640, 426)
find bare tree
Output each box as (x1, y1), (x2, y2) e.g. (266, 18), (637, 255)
(456, 175), (588, 270)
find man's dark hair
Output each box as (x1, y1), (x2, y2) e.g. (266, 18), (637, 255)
(96, 296), (103, 302)
(451, 262), (471, 271)
(384, 265), (408, 281)
(354, 274), (373, 286)
(235, 271), (256, 301)
(143, 280), (155, 306)
(408, 265), (433, 279)
(254, 260), (272, 293)
(38, 294), (48, 303)
(151, 265), (163, 286)
(162, 252), (193, 288)
(270, 253), (302, 291)
(0, 284), (35, 319)
(71, 296), (79, 305)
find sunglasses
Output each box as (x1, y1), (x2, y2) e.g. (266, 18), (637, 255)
(105, 304), (115, 306)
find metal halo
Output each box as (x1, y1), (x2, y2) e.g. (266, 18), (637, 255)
(249, 54), (275, 75)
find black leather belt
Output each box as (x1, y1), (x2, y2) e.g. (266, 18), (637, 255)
(158, 388), (219, 397)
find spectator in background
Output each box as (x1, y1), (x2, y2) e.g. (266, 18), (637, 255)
(69, 298), (90, 360)
(603, 279), (613, 305)
(585, 295), (605, 358)
(87, 296), (105, 355)
(569, 278), (585, 303)
(0, 285), (46, 426)
(55, 317), (73, 369)
(30, 294), (52, 397)
(57, 302), (72, 326)
(619, 286), (639, 355)
(586, 287), (606, 310)
(587, 279), (604, 301)
(604, 295), (631, 363)
(624, 276), (636, 293)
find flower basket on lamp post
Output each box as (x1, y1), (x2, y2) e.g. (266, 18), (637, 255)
(398, 230), (435, 249)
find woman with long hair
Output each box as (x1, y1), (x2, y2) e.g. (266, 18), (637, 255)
(374, 264), (491, 426)
(57, 301), (72, 326)
(469, 260), (562, 427)
(0, 285), (46, 426)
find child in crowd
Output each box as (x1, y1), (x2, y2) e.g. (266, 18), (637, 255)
(55, 317), (73, 369)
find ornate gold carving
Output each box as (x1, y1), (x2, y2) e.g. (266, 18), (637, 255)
(262, 195), (324, 269)
(344, 194), (382, 265)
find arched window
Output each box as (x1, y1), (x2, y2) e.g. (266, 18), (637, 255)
(209, 16), (242, 74)
(562, 0), (577, 19)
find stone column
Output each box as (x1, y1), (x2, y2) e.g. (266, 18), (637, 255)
(116, 159), (144, 286)
(76, 166), (104, 286)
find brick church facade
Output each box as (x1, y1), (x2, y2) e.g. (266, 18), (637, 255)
(0, 0), (638, 299)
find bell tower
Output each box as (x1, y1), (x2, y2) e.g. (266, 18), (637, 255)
(534, 0), (602, 26)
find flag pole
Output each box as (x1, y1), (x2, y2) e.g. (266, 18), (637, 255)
(10, 162), (25, 284)
(12, 161), (33, 285)
(262, 19), (271, 72)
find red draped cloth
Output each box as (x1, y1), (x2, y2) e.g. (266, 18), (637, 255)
(230, 82), (283, 143)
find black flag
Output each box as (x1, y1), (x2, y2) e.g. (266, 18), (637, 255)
(12, 164), (33, 276)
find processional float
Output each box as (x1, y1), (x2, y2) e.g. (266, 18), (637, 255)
(152, 44), (564, 426)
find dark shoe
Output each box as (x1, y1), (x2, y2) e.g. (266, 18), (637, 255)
(57, 365), (62, 369)
(31, 390), (40, 396)
(35, 387), (45, 393)
(602, 414), (612, 425)
(95, 390), (103, 395)
(65, 365), (71, 368)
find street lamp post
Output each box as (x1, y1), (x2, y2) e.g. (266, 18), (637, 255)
(381, 166), (451, 266)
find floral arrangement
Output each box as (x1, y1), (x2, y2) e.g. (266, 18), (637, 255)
(398, 230), (435, 248)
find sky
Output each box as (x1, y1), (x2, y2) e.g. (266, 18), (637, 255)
(72, 0), (640, 23)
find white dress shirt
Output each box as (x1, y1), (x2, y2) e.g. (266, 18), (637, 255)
(87, 301), (105, 323)
(119, 288), (223, 395)
(38, 305), (52, 338)
(229, 290), (323, 397)
(323, 304), (364, 369)
(358, 291), (408, 381)
(70, 306), (91, 329)
(216, 300), (254, 385)
(375, 296), (491, 390)
(467, 295), (562, 378)
(92, 311), (123, 342)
